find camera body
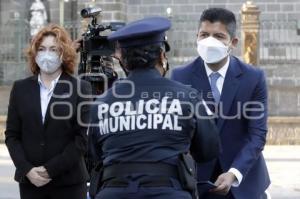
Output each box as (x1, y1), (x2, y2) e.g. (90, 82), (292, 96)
(79, 8), (125, 95)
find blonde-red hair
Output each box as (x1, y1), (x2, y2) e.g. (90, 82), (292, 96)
(26, 24), (76, 75)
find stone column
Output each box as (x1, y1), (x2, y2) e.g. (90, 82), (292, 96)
(241, 1), (260, 66)
(59, 0), (64, 26)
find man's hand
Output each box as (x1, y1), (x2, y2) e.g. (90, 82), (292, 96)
(36, 166), (50, 179)
(210, 172), (236, 195)
(26, 167), (51, 187)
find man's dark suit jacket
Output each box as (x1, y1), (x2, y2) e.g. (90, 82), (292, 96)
(171, 56), (270, 199)
(5, 72), (92, 186)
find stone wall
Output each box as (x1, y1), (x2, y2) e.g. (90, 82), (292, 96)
(0, 86), (10, 115)
(1, 0), (300, 25)
(124, 0), (300, 21)
(262, 64), (300, 116)
(267, 117), (300, 145)
(1, 0), (300, 33)
(0, 116), (6, 142)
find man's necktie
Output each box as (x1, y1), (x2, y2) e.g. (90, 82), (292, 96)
(209, 72), (221, 104)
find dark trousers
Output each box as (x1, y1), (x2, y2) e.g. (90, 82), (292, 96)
(19, 182), (86, 199)
(201, 191), (267, 199)
(201, 192), (235, 199)
(95, 178), (192, 199)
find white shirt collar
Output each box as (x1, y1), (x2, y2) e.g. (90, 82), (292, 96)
(38, 72), (62, 91)
(204, 56), (230, 78)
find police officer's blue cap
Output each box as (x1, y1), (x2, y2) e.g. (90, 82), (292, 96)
(108, 17), (171, 50)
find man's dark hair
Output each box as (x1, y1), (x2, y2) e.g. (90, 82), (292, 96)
(121, 44), (163, 70)
(200, 8), (237, 38)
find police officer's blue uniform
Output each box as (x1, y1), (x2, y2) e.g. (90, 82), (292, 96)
(88, 17), (220, 199)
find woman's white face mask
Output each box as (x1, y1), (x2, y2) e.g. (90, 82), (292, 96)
(35, 35), (62, 74)
(197, 36), (231, 64)
(35, 51), (62, 74)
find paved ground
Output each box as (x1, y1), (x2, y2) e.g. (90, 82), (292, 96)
(0, 144), (299, 199)
(264, 146), (300, 199)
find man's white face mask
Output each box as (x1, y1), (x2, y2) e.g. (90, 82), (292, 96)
(197, 36), (231, 64)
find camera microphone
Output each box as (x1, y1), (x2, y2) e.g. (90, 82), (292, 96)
(81, 7), (102, 18)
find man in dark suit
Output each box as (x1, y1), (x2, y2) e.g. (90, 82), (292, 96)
(171, 8), (270, 199)
(5, 24), (91, 199)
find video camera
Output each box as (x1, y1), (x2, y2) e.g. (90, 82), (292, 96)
(79, 7), (125, 95)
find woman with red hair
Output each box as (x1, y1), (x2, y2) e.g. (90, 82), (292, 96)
(5, 24), (91, 199)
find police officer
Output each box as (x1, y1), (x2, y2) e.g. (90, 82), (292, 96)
(88, 17), (220, 199)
